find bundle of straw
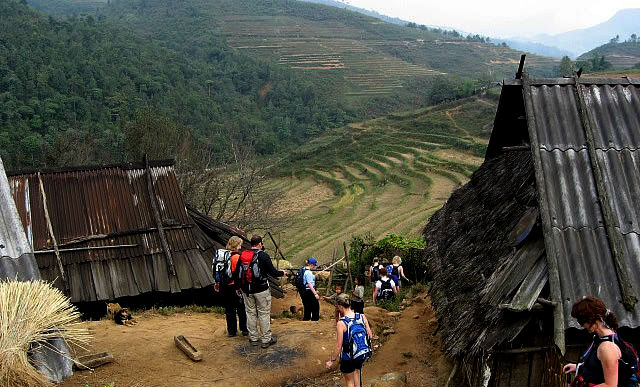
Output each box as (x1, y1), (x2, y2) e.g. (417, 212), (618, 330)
(0, 280), (91, 386)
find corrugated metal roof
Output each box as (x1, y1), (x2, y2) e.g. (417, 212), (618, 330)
(525, 80), (640, 329)
(7, 161), (214, 302)
(0, 157), (40, 280)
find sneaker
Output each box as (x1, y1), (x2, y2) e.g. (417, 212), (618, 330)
(241, 331), (249, 336)
(261, 335), (277, 349)
(249, 340), (259, 347)
(227, 332), (237, 337)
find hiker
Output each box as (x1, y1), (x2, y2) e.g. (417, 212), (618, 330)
(326, 293), (373, 387)
(563, 296), (640, 387)
(234, 235), (285, 348)
(323, 284), (344, 321)
(368, 257), (381, 285)
(391, 255), (410, 292)
(214, 236), (248, 337)
(351, 276), (365, 314)
(372, 267), (397, 304)
(301, 257), (320, 321)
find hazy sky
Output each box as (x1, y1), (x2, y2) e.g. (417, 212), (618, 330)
(343, 0), (638, 38)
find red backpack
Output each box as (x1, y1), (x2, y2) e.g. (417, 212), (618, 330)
(235, 249), (261, 291)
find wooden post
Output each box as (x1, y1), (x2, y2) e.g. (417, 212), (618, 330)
(326, 248), (337, 296)
(144, 155), (176, 277)
(343, 241), (353, 291)
(38, 172), (68, 292)
(267, 231), (287, 262)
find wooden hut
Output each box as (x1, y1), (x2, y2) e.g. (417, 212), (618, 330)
(6, 159), (215, 303)
(423, 74), (640, 386)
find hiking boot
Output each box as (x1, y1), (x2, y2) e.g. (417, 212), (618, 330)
(241, 331), (249, 336)
(249, 340), (259, 347)
(261, 335), (277, 349)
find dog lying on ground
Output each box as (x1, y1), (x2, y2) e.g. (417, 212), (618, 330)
(114, 307), (138, 326)
(106, 302), (138, 326)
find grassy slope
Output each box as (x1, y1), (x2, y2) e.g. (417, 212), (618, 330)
(267, 90), (499, 265)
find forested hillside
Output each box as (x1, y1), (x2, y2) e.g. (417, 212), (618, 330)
(0, 0), (350, 169)
(577, 36), (640, 70)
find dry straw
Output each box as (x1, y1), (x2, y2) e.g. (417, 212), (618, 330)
(0, 279), (91, 386)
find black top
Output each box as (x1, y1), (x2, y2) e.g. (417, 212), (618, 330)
(244, 248), (284, 294)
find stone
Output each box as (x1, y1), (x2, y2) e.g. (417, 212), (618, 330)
(387, 312), (401, 317)
(370, 371), (408, 387)
(413, 315), (420, 319)
(382, 328), (395, 335)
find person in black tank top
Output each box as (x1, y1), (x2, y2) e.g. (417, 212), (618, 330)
(563, 296), (638, 387)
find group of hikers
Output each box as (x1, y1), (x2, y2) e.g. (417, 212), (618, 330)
(211, 236), (639, 387)
(212, 235), (409, 386)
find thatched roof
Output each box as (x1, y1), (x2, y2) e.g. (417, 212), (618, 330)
(424, 151), (542, 357)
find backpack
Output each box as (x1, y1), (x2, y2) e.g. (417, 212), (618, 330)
(577, 334), (640, 387)
(371, 265), (380, 283)
(389, 265), (399, 284)
(213, 249), (233, 285)
(235, 249), (261, 292)
(341, 313), (372, 362)
(295, 266), (307, 293)
(378, 278), (395, 300)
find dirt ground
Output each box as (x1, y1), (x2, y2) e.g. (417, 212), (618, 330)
(62, 287), (451, 387)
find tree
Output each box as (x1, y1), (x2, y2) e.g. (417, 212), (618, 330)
(630, 34), (637, 43)
(554, 56), (573, 77)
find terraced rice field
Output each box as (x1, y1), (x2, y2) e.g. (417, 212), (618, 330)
(267, 95), (496, 265)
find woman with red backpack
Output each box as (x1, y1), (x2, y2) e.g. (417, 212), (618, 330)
(563, 296), (639, 387)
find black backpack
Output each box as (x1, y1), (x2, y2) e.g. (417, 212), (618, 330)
(371, 265), (380, 282)
(378, 278), (394, 300)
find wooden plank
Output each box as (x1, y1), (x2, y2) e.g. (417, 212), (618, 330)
(130, 256), (153, 293)
(172, 251), (194, 290)
(508, 257), (548, 311)
(77, 262), (98, 302)
(528, 351), (545, 386)
(149, 253), (171, 292)
(90, 261), (115, 301)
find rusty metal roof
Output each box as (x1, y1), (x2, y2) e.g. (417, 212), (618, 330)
(7, 160), (214, 302)
(491, 76), (640, 329)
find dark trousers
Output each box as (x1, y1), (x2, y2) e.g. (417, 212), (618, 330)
(301, 290), (320, 321)
(222, 285), (247, 334)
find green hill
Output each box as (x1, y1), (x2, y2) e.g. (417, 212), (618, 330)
(31, 0), (556, 114)
(0, 0), (350, 169)
(577, 39), (640, 70)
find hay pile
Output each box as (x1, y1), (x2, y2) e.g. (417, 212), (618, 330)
(0, 280), (90, 386)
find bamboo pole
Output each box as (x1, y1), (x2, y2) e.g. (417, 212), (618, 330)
(34, 244), (138, 254)
(38, 172), (68, 292)
(326, 248), (337, 296)
(343, 241), (353, 291)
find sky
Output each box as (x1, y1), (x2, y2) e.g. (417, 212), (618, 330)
(343, 0), (638, 38)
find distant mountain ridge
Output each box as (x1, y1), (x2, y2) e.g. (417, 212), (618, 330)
(515, 8), (640, 58)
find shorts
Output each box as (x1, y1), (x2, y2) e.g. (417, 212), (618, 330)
(340, 358), (364, 374)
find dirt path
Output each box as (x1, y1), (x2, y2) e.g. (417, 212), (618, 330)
(62, 289), (450, 387)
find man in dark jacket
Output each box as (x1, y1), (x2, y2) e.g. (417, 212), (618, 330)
(236, 235), (284, 349)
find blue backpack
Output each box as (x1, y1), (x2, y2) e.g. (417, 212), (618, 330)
(341, 313), (372, 362)
(295, 266), (307, 293)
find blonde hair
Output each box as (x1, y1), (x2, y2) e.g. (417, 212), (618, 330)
(226, 236), (243, 251)
(336, 293), (351, 307)
(392, 255), (402, 265)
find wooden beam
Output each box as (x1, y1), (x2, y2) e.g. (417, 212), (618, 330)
(521, 73), (566, 354)
(56, 225), (193, 248)
(38, 172), (67, 292)
(34, 244), (138, 254)
(144, 155), (176, 277)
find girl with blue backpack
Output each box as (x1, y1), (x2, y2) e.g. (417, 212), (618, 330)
(326, 294), (374, 387)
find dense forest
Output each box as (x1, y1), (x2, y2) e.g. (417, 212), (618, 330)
(0, 0), (352, 169)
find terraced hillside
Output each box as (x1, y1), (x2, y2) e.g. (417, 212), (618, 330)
(268, 91), (498, 265)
